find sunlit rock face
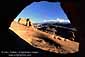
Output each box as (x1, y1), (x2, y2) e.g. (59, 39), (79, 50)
(18, 18), (27, 26)
(9, 20), (79, 54)
(18, 18), (33, 27)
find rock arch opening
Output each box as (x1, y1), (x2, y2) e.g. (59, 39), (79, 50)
(8, 1), (79, 55)
(11, 1), (78, 42)
(0, 0), (80, 56)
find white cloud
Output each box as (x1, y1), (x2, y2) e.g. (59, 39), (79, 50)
(43, 18), (70, 23)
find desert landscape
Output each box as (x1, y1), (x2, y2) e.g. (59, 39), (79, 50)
(9, 18), (79, 54)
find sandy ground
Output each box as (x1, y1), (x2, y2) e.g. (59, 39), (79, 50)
(9, 21), (79, 54)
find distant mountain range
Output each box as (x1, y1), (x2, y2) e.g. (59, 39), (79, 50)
(33, 21), (77, 31)
(42, 22), (73, 27)
(34, 21), (73, 28)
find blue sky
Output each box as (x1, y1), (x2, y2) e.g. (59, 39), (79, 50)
(15, 1), (70, 23)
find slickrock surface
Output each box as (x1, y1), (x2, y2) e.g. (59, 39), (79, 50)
(9, 21), (79, 54)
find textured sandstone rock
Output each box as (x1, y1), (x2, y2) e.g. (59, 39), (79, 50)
(18, 18), (33, 27)
(18, 18), (27, 26)
(9, 21), (79, 54)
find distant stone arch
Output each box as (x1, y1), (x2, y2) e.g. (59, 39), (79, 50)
(27, 18), (33, 27)
(17, 18), (33, 27)
(26, 18), (29, 26)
